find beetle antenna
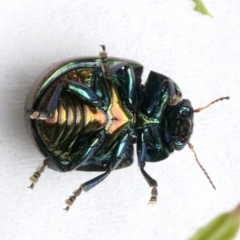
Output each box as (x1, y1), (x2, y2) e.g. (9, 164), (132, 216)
(194, 96), (230, 113)
(188, 143), (216, 190)
(28, 158), (50, 189)
(99, 45), (110, 78)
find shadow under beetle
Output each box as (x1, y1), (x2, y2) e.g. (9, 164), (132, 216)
(25, 45), (229, 211)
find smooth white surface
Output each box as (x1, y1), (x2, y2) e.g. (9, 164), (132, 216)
(0, 1), (240, 240)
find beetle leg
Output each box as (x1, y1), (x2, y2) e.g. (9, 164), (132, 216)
(99, 46), (137, 110)
(99, 45), (110, 79)
(143, 72), (182, 115)
(149, 71), (182, 105)
(108, 133), (133, 169)
(137, 130), (171, 205)
(64, 133), (133, 211)
(28, 158), (50, 189)
(142, 80), (180, 120)
(64, 171), (110, 211)
(111, 63), (136, 110)
(29, 111), (49, 120)
(137, 132), (158, 205)
(142, 82), (168, 118)
(92, 73), (111, 111)
(67, 81), (103, 107)
(30, 81), (103, 120)
(65, 130), (106, 171)
(140, 164), (158, 205)
(167, 79), (182, 106)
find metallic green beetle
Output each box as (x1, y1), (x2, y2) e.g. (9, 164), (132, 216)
(25, 46), (229, 210)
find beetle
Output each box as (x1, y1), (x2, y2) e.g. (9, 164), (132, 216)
(25, 45), (229, 210)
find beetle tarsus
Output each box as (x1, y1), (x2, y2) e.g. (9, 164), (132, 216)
(28, 183), (34, 189)
(139, 165), (159, 205)
(28, 158), (50, 189)
(64, 206), (70, 212)
(149, 196), (157, 205)
(99, 44), (106, 51)
(168, 92), (182, 106)
(99, 45), (110, 78)
(30, 111), (48, 120)
(64, 187), (82, 211)
(148, 186), (158, 205)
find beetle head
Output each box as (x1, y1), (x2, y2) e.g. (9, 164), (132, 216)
(164, 99), (194, 151)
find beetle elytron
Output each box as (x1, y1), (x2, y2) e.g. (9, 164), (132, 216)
(25, 45), (229, 211)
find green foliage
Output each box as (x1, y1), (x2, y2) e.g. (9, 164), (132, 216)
(189, 204), (240, 240)
(192, 0), (212, 17)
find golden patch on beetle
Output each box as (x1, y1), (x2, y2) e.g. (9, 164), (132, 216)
(106, 84), (131, 135)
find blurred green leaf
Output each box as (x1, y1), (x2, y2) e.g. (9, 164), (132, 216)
(189, 204), (240, 240)
(192, 0), (212, 17)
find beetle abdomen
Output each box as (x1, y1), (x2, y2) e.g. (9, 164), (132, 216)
(34, 68), (107, 163)
(35, 93), (83, 159)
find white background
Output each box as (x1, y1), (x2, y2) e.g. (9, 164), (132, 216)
(0, 1), (240, 240)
